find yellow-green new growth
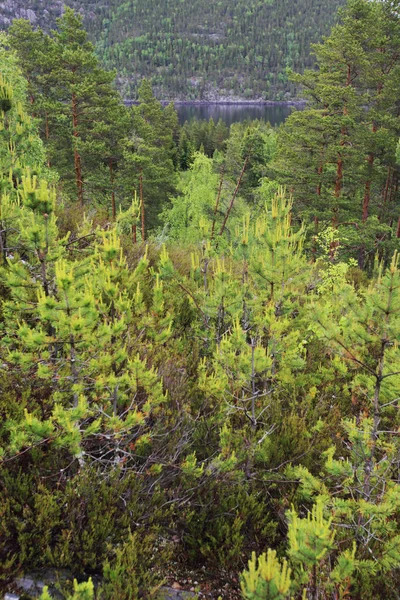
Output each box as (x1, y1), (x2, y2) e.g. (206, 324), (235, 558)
(287, 498), (335, 566)
(241, 549), (292, 600)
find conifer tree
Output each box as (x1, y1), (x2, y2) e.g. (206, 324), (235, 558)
(284, 248), (400, 597)
(198, 190), (311, 474)
(274, 0), (400, 266)
(9, 9), (130, 211)
(122, 80), (178, 234)
(241, 499), (357, 600)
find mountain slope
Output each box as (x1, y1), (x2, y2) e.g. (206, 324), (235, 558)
(0, 0), (346, 100)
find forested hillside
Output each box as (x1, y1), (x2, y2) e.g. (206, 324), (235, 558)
(1, 1), (400, 599)
(0, 0), (345, 100)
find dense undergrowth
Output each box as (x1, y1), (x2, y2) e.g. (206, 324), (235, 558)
(0, 1), (400, 599)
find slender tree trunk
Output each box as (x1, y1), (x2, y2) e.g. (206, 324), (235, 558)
(329, 209), (339, 261)
(202, 257), (209, 294)
(45, 111), (51, 168)
(72, 91), (84, 207)
(219, 156), (248, 236)
(311, 216), (319, 262)
(380, 167), (392, 221)
(334, 65), (351, 201)
(216, 297), (224, 351)
(363, 344), (385, 500)
(362, 70), (383, 221)
(28, 76), (34, 106)
(211, 166), (224, 240)
(139, 168), (145, 241)
(45, 111), (49, 141)
(316, 163), (323, 197)
(334, 155), (343, 199)
(389, 171), (398, 207)
(109, 159), (116, 220)
(362, 122), (378, 222)
(0, 229), (6, 265)
(251, 338), (257, 430)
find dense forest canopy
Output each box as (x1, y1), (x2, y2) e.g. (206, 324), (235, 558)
(0, 1), (399, 599)
(0, 0), (346, 100)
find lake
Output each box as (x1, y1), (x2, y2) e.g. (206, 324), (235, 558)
(174, 103), (300, 126)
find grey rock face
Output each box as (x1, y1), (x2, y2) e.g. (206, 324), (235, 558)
(159, 587), (197, 599)
(4, 575), (197, 600)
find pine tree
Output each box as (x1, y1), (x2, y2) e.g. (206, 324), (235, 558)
(122, 80), (178, 235)
(241, 498), (358, 600)
(274, 0), (400, 267)
(198, 190), (311, 474)
(9, 9), (131, 211)
(284, 248), (400, 597)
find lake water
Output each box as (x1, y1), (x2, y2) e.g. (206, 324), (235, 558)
(175, 103), (299, 126)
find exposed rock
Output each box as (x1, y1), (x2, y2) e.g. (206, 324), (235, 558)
(5, 574), (196, 600)
(8, 570), (72, 600)
(159, 586), (197, 599)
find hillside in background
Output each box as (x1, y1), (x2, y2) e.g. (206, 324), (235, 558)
(0, 0), (345, 100)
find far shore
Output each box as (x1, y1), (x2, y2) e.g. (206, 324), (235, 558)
(124, 99), (307, 107)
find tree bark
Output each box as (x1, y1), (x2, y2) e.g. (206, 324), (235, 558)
(334, 65), (351, 201)
(211, 166), (224, 240)
(362, 122), (378, 222)
(109, 159), (116, 220)
(72, 91), (84, 207)
(316, 163), (323, 197)
(140, 168), (145, 241)
(219, 156), (248, 236)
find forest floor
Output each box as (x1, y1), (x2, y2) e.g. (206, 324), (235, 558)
(163, 563), (242, 599)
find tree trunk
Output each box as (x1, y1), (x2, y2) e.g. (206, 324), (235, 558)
(45, 111), (49, 140)
(362, 122), (378, 222)
(334, 65), (351, 201)
(45, 111), (51, 168)
(211, 166), (224, 240)
(334, 154), (343, 199)
(379, 166), (392, 221)
(219, 156), (248, 236)
(109, 159), (116, 220)
(140, 168), (145, 241)
(316, 163), (323, 197)
(311, 216), (319, 262)
(72, 91), (84, 207)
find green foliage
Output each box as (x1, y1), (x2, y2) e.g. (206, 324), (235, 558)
(40, 579), (94, 600)
(274, 0), (400, 266)
(121, 79), (178, 232)
(1, 6), (400, 598)
(2, 0), (345, 101)
(98, 531), (164, 599)
(241, 499), (358, 600)
(9, 9), (131, 210)
(241, 550), (292, 600)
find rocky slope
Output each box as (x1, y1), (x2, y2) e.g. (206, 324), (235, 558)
(0, 0), (346, 101)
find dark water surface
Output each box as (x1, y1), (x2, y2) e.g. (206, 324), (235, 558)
(175, 103), (300, 126)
